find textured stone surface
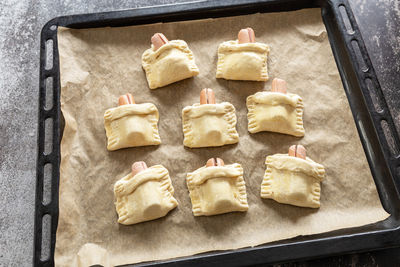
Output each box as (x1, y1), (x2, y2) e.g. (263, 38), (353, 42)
(0, 0), (398, 266)
(350, 0), (400, 137)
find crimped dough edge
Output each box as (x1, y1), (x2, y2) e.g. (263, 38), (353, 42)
(114, 165), (178, 224)
(181, 102), (239, 148)
(187, 163), (248, 216)
(246, 92), (305, 136)
(141, 40), (200, 89)
(261, 154), (325, 208)
(104, 103), (161, 150)
(216, 40), (270, 81)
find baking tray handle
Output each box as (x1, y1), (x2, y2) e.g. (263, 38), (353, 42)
(34, 19), (60, 267)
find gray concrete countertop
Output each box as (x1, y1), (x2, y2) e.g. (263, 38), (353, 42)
(1, 0), (399, 266)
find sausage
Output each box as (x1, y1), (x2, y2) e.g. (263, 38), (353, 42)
(131, 161), (148, 176)
(288, 145), (306, 159)
(271, 78), (287, 94)
(200, 88), (216, 104)
(151, 33), (169, 51)
(118, 93), (135, 106)
(238, 27), (255, 44)
(206, 157), (225, 167)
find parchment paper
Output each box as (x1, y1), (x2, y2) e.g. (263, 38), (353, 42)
(56, 8), (390, 267)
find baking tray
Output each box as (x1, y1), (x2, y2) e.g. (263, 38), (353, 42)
(34, 0), (400, 266)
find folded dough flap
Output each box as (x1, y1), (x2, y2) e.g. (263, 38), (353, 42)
(182, 102), (238, 148)
(182, 103), (231, 119)
(218, 40), (269, 54)
(104, 103), (158, 122)
(248, 92), (302, 107)
(187, 164), (242, 186)
(114, 165), (170, 198)
(187, 163), (247, 216)
(246, 92), (305, 136)
(142, 40), (199, 89)
(216, 41), (269, 81)
(266, 154), (325, 181)
(142, 40), (193, 64)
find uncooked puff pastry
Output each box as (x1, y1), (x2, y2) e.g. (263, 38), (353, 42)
(114, 165), (178, 225)
(104, 103), (161, 151)
(182, 103), (239, 148)
(142, 40), (200, 89)
(246, 91), (305, 137)
(186, 163), (248, 216)
(261, 154), (325, 208)
(216, 40), (270, 81)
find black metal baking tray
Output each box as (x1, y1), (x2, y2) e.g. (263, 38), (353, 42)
(34, 0), (400, 266)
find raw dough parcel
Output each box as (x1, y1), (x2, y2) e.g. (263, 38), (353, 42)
(247, 92), (305, 137)
(104, 103), (161, 150)
(114, 165), (178, 225)
(261, 154), (325, 208)
(186, 163), (248, 216)
(142, 40), (200, 89)
(216, 41), (269, 81)
(182, 103), (239, 148)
